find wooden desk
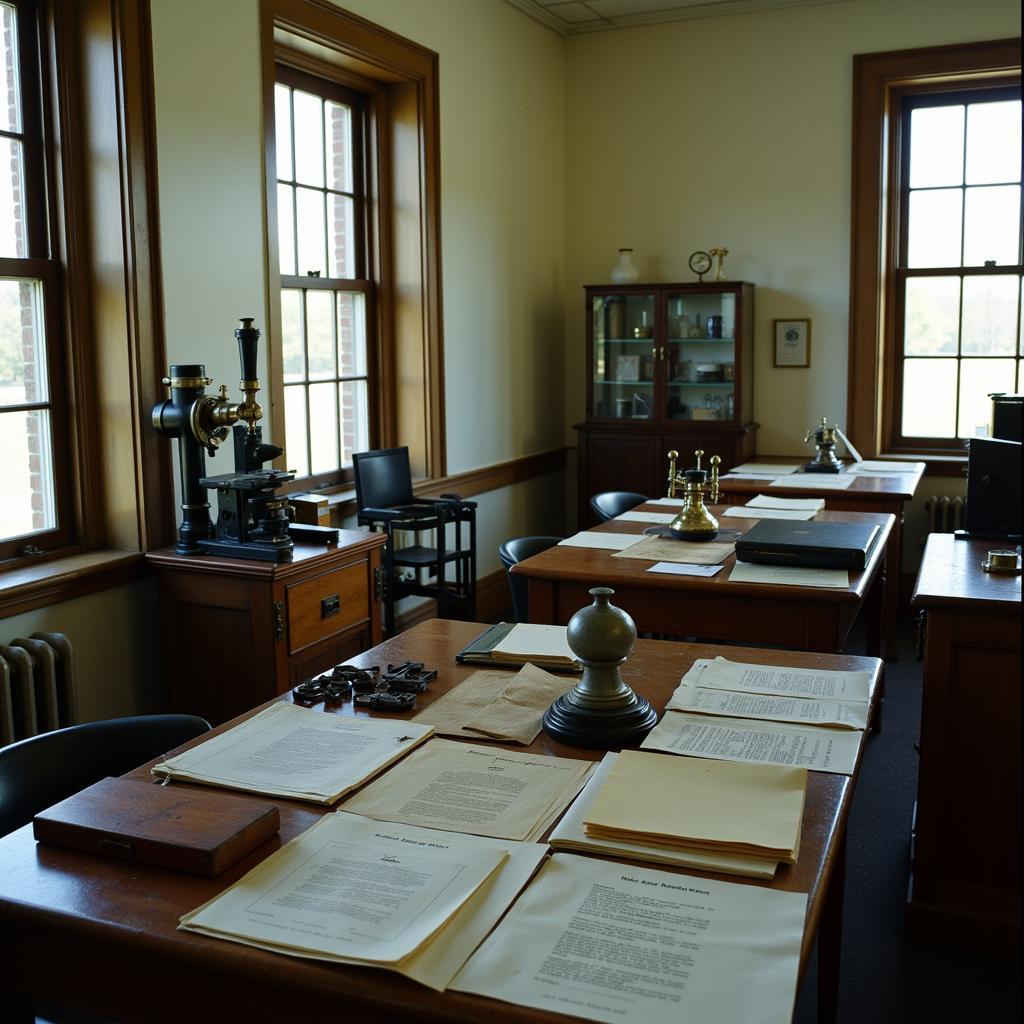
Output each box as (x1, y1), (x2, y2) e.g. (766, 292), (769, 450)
(0, 620), (881, 1024)
(907, 535), (1021, 957)
(514, 506), (893, 658)
(717, 458), (924, 661)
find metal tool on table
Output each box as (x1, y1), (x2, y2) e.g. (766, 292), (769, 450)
(666, 448), (721, 540)
(803, 417), (843, 474)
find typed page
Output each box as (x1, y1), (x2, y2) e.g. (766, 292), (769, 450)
(680, 657), (872, 702)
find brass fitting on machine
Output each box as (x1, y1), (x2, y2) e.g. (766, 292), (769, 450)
(666, 448), (721, 540)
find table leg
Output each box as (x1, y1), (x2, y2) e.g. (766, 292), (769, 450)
(883, 513), (903, 661)
(818, 828), (847, 1024)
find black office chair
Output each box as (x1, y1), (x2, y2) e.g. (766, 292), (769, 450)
(589, 491), (648, 523)
(0, 714), (211, 838)
(498, 536), (563, 622)
(353, 446), (477, 636)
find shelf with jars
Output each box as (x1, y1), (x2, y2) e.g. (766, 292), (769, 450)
(575, 281), (756, 525)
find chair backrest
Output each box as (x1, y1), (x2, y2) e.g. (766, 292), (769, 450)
(589, 491), (648, 523)
(353, 447), (416, 512)
(498, 536), (563, 622)
(0, 713), (211, 838)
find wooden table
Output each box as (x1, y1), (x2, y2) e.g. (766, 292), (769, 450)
(514, 506), (894, 659)
(718, 458), (924, 660)
(907, 535), (1021, 957)
(0, 620), (882, 1024)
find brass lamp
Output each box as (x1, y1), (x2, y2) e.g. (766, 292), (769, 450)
(803, 417), (842, 473)
(666, 449), (721, 540)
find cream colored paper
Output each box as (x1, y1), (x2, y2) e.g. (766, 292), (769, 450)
(491, 623), (576, 665)
(462, 663), (571, 744)
(646, 496), (686, 507)
(724, 506), (817, 521)
(181, 813), (546, 991)
(668, 677), (869, 730)
(451, 854), (806, 1024)
(730, 462), (801, 475)
(556, 531), (647, 550)
(582, 749), (805, 860)
(410, 670), (519, 740)
(340, 739), (592, 842)
(746, 494), (826, 511)
(151, 701), (432, 803)
(769, 474), (856, 490)
(614, 510), (677, 523)
(612, 535), (734, 564)
(642, 709), (861, 775)
(678, 656), (872, 702)
(180, 812), (505, 966)
(850, 459), (925, 474)
(646, 561), (724, 577)
(548, 753), (778, 879)
(729, 561), (849, 588)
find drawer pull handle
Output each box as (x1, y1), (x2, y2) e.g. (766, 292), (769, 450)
(321, 595), (340, 618)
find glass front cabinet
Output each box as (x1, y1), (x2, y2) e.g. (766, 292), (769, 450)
(576, 281), (756, 524)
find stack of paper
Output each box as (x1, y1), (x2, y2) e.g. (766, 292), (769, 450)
(581, 749), (805, 863)
(724, 506), (817, 521)
(769, 474), (856, 490)
(556, 531), (646, 550)
(612, 535), (734, 564)
(728, 462), (801, 476)
(180, 812), (547, 991)
(614, 509), (677, 523)
(548, 753), (778, 879)
(746, 494), (826, 512)
(340, 739), (594, 842)
(849, 459), (926, 475)
(490, 623), (578, 669)
(152, 702), (432, 803)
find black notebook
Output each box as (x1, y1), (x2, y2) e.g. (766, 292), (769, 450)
(734, 519), (881, 570)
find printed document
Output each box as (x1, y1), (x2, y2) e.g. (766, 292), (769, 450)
(491, 623), (576, 667)
(729, 561), (850, 588)
(548, 753), (778, 880)
(613, 536), (734, 565)
(730, 463), (801, 475)
(746, 494), (826, 511)
(152, 701), (432, 803)
(643, 709), (861, 775)
(181, 812), (546, 991)
(340, 740), (592, 842)
(646, 496), (686, 507)
(849, 459), (925, 475)
(675, 656), (872, 703)
(769, 474), (855, 490)
(646, 561), (724, 577)
(557, 531), (647, 550)
(724, 506), (817, 521)
(614, 510), (677, 523)
(451, 854), (806, 1024)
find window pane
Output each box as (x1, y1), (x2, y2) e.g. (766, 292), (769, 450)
(0, 138), (26, 258)
(907, 189), (963, 268)
(295, 187), (326, 277)
(0, 279), (47, 403)
(339, 380), (368, 467)
(958, 359), (1017, 437)
(292, 90), (324, 188)
(274, 84), (293, 182)
(961, 275), (1019, 355)
(327, 194), (355, 279)
(337, 292), (367, 377)
(325, 100), (352, 192)
(276, 184), (295, 275)
(902, 359), (957, 437)
(0, 408), (56, 538)
(308, 381), (338, 474)
(284, 384), (309, 478)
(306, 290), (334, 380)
(904, 276), (960, 355)
(280, 288), (304, 382)
(909, 105), (964, 189)
(966, 100), (1022, 185)
(963, 185), (1020, 266)
(1, 2), (21, 133)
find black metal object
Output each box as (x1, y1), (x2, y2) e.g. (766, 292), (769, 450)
(292, 661), (436, 708)
(353, 692), (417, 712)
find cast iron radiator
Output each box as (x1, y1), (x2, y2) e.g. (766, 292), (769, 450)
(0, 633), (78, 746)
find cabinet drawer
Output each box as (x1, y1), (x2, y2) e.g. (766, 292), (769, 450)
(287, 562), (368, 654)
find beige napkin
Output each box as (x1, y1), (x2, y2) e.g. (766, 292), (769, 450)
(462, 663), (572, 744)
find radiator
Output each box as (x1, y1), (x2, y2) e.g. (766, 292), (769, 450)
(924, 494), (967, 534)
(0, 633), (78, 746)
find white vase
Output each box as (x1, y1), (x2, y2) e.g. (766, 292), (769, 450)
(610, 248), (639, 284)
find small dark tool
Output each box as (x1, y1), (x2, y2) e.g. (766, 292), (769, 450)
(291, 678), (326, 705)
(382, 661), (437, 693)
(354, 691), (417, 712)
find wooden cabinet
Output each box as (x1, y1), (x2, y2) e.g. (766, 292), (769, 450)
(146, 531), (387, 725)
(907, 535), (1021, 957)
(576, 281), (756, 524)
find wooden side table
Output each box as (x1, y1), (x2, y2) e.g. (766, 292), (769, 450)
(907, 534), (1021, 957)
(146, 531), (386, 725)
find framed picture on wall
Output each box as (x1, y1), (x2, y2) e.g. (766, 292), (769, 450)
(773, 319), (811, 367)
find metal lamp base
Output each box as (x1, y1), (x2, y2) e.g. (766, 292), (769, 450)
(542, 693), (658, 750)
(804, 459), (841, 474)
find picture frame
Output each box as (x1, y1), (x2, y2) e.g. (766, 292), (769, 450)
(773, 319), (811, 368)
(615, 354), (640, 381)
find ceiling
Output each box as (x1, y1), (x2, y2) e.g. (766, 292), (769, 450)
(503, 0), (852, 35)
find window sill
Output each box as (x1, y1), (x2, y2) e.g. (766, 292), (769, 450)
(0, 549), (148, 621)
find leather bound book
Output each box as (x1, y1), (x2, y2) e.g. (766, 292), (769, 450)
(33, 777), (280, 876)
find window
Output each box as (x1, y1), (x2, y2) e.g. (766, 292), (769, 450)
(274, 69), (373, 485)
(894, 87), (1022, 444)
(847, 39), (1021, 467)
(0, 0), (71, 559)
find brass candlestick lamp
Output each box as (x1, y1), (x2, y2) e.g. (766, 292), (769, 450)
(666, 449), (721, 540)
(803, 417), (843, 474)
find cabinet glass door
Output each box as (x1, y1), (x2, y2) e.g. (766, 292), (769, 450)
(664, 290), (737, 422)
(591, 292), (657, 420)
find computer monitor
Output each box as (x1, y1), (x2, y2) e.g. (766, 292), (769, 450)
(961, 436), (1022, 539)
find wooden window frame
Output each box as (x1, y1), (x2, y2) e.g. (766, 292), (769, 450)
(261, 0), (446, 493)
(846, 38), (1021, 475)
